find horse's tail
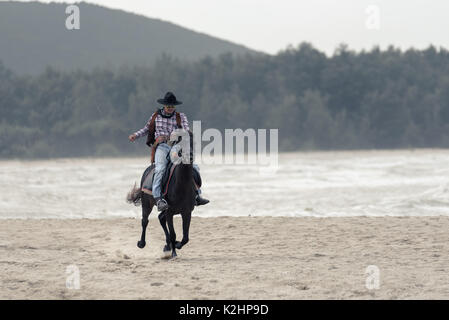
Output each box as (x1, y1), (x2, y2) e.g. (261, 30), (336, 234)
(126, 182), (142, 206)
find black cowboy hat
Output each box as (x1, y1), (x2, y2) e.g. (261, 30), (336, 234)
(157, 91), (183, 106)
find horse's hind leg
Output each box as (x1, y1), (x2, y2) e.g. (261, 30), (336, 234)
(137, 195), (152, 249)
(175, 211), (191, 250)
(158, 211), (171, 252)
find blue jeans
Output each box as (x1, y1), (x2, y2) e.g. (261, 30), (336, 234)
(152, 143), (201, 199)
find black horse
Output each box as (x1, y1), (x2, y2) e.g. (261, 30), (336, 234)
(127, 130), (196, 259)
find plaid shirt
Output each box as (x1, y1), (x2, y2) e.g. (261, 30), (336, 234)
(134, 109), (190, 140)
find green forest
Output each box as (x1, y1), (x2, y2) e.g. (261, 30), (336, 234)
(1, 43), (449, 158)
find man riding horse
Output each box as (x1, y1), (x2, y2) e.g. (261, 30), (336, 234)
(128, 91), (209, 212)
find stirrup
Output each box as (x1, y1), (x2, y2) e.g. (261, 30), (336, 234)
(157, 198), (168, 211)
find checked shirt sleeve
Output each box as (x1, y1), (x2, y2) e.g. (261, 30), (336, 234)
(180, 113), (190, 131)
(134, 117), (151, 139)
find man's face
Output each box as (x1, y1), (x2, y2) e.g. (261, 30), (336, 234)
(164, 105), (176, 114)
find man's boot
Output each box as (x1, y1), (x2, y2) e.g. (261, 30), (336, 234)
(155, 197), (168, 211)
(195, 194), (209, 206)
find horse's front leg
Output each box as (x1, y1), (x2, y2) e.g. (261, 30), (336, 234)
(175, 211), (191, 250)
(137, 195), (152, 248)
(166, 213), (177, 259)
(158, 211), (171, 253)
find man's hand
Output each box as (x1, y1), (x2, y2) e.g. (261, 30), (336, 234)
(128, 134), (137, 142)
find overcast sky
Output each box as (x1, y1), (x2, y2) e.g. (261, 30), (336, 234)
(8, 0), (449, 55)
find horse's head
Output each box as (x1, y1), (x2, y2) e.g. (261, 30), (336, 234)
(168, 129), (194, 165)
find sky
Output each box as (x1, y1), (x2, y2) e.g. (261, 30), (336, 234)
(7, 0), (449, 55)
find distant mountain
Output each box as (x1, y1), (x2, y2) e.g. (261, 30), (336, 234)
(0, 1), (257, 74)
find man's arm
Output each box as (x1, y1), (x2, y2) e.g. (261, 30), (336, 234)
(134, 121), (150, 139)
(129, 115), (152, 142)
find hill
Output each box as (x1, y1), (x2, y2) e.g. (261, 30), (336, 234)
(0, 1), (256, 74)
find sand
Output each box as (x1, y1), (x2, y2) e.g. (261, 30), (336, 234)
(1, 216), (449, 299)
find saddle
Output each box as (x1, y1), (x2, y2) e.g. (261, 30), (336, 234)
(140, 162), (202, 197)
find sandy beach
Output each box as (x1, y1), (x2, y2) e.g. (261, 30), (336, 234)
(1, 216), (449, 299)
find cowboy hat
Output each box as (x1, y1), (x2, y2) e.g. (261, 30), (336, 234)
(157, 92), (183, 106)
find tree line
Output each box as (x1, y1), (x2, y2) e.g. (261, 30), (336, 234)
(1, 43), (449, 158)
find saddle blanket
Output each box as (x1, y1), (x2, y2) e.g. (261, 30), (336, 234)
(141, 163), (202, 196)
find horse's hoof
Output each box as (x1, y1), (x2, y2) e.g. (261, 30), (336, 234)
(137, 240), (146, 249)
(160, 244), (170, 259)
(175, 241), (183, 250)
(169, 252), (178, 260)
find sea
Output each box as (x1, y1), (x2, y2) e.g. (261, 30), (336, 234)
(1, 149), (449, 219)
